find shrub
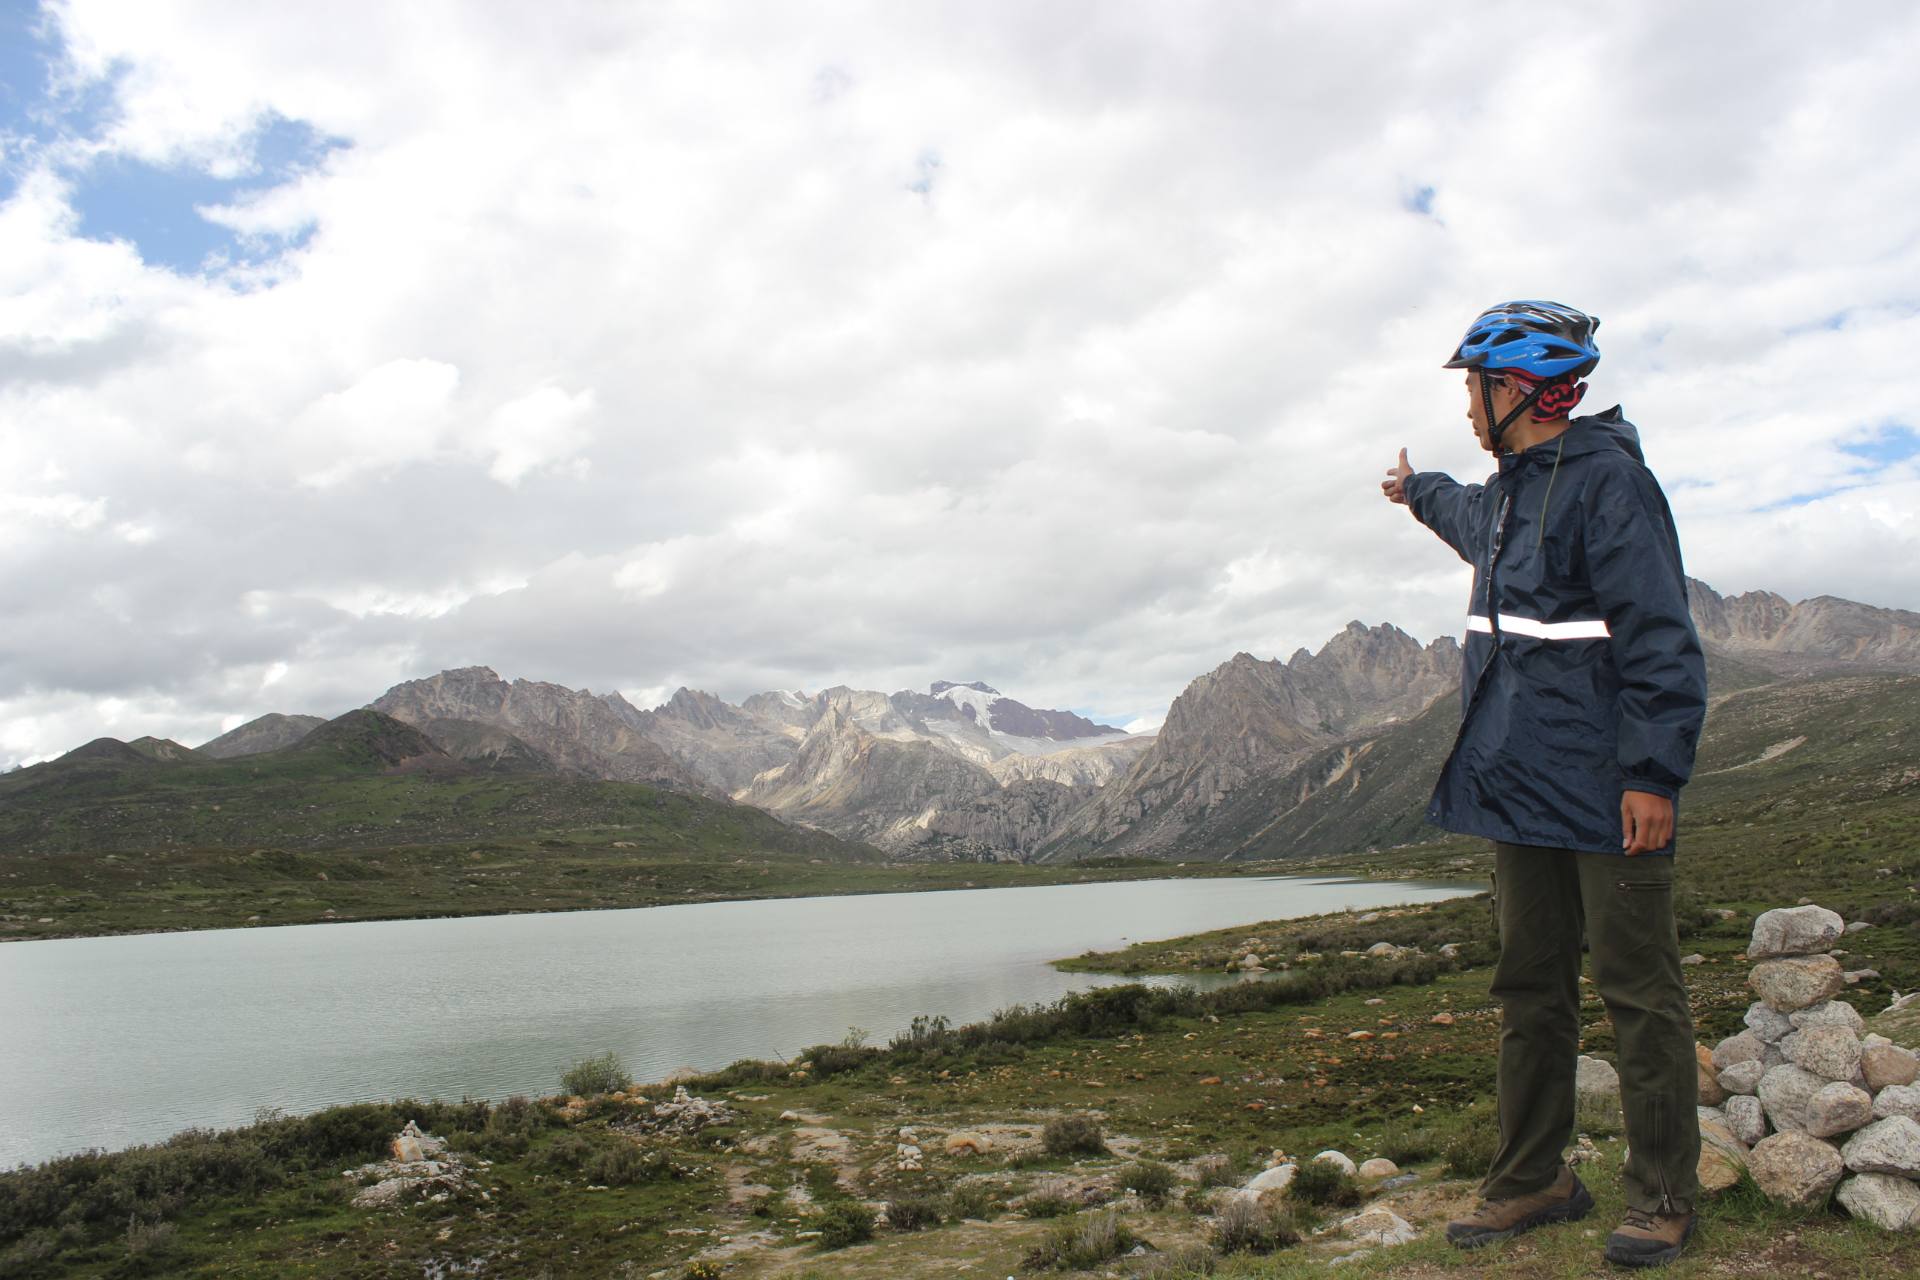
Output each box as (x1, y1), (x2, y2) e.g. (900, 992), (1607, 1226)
(1212, 1195), (1301, 1255)
(1020, 1185), (1077, 1219)
(581, 1141), (671, 1187)
(560, 1052), (631, 1097)
(1375, 1118), (1446, 1166)
(886, 1193), (942, 1231)
(1041, 1115), (1106, 1157)
(1123, 1160), (1178, 1206)
(815, 1201), (875, 1249)
(1021, 1212), (1139, 1271)
(1190, 1153), (1235, 1188)
(1442, 1124), (1499, 1179)
(944, 1180), (1001, 1220)
(1133, 1243), (1217, 1277)
(684, 1261), (725, 1280)
(1289, 1160), (1361, 1208)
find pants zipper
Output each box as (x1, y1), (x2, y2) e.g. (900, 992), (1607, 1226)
(1650, 1094), (1675, 1215)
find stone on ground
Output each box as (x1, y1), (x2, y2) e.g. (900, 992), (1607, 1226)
(1312, 1150), (1357, 1175)
(1747, 905), (1845, 959)
(1696, 1043), (1726, 1107)
(1872, 1084), (1920, 1123)
(1805, 1082), (1875, 1139)
(1786, 1024), (1864, 1082)
(1837, 1172), (1920, 1232)
(1719, 1060), (1766, 1096)
(1757, 1064), (1827, 1133)
(1725, 1095), (1768, 1146)
(1245, 1163), (1296, 1195)
(1576, 1054), (1620, 1103)
(1747, 1131), (1845, 1207)
(1357, 1158), (1399, 1179)
(1338, 1206), (1417, 1246)
(1863, 1043), (1920, 1093)
(1713, 1031), (1766, 1070)
(1744, 1002), (1795, 1043)
(1750, 955), (1846, 1013)
(1841, 1116), (1920, 1177)
(1791, 999), (1866, 1034)
(1697, 1113), (1749, 1193)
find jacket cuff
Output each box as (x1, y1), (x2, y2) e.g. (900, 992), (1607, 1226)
(1622, 780), (1678, 801)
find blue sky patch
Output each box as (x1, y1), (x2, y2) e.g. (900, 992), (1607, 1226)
(69, 114), (343, 273)
(1840, 423), (1920, 467)
(1402, 183), (1436, 217)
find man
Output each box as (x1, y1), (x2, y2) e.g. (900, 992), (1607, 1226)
(1380, 301), (1708, 1269)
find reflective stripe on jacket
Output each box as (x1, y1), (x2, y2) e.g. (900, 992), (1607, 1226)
(1402, 407), (1707, 855)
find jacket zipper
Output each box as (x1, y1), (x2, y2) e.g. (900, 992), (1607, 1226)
(1615, 881), (1668, 892)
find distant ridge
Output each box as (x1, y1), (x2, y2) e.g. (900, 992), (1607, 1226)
(199, 713), (326, 759)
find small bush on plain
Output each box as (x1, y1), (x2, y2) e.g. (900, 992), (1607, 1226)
(1021, 1212), (1139, 1271)
(1190, 1153), (1235, 1188)
(815, 1200), (876, 1249)
(1288, 1160), (1361, 1207)
(1124, 1159), (1178, 1206)
(1041, 1114), (1105, 1156)
(1212, 1195), (1301, 1255)
(1442, 1124), (1499, 1179)
(560, 1051), (631, 1097)
(944, 1180), (1001, 1220)
(885, 1193), (942, 1231)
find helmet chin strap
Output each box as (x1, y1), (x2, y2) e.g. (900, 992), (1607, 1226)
(1479, 369), (1552, 452)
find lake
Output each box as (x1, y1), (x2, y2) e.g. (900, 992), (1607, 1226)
(0, 875), (1476, 1168)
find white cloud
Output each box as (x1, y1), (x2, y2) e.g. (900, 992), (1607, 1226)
(2, 1), (1919, 766)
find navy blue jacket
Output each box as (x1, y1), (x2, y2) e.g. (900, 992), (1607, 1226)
(1403, 408), (1707, 855)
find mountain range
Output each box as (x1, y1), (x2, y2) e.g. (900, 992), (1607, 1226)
(14, 579), (1919, 864)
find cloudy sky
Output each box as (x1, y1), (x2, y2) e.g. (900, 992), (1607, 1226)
(3, 1), (1918, 766)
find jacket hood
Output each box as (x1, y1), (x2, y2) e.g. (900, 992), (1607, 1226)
(1503, 405), (1643, 471)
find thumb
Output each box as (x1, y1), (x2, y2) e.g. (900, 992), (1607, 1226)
(1397, 447), (1410, 471)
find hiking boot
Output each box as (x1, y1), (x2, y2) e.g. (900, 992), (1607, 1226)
(1445, 1166), (1594, 1250)
(1603, 1206), (1695, 1268)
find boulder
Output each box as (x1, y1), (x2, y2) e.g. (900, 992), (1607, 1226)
(1712, 1031), (1766, 1071)
(1748, 905), (1845, 959)
(1786, 1025), (1864, 1083)
(1725, 1095), (1768, 1146)
(1697, 1113), (1749, 1193)
(1836, 1172), (1920, 1231)
(1751, 955), (1846, 1013)
(1805, 1083), (1875, 1139)
(944, 1132), (992, 1156)
(1365, 942), (1399, 958)
(1744, 1002), (1795, 1043)
(1872, 1084), (1920, 1123)
(1841, 1117), (1920, 1177)
(1337, 1206), (1417, 1246)
(1576, 1055), (1621, 1103)
(1695, 1044), (1725, 1107)
(1718, 1061), (1766, 1096)
(1747, 1131), (1844, 1207)
(1757, 1064), (1826, 1133)
(1245, 1163), (1296, 1195)
(1791, 1000), (1867, 1035)
(1863, 1043), (1920, 1093)
(1312, 1150), (1357, 1176)
(1357, 1158), (1399, 1179)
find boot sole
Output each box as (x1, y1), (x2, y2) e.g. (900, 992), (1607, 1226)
(1603, 1215), (1697, 1268)
(1447, 1180), (1596, 1250)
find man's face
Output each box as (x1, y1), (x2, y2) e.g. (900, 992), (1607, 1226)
(1463, 370), (1526, 453)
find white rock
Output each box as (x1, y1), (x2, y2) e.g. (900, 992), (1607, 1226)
(1749, 905), (1845, 958)
(1836, 1172), (1920, 1231)
(1791, 1000), (1867, 1035)
(1744, 1002), (1795, 1043)
(1873, 1085), (1920, 1123)
(1725, 1095), (1768, 1146)
(1842, 1117), (1920, 1176)
(1863, 1043), (1920, 1093)
(1758, 1064), (1826, 1133)
(1576, 1055), (1621, 1102)
(1805, 1083), (1875, 1139)
(1365, 942), (1399, 958)
(1312, 1150), (1357, 1175)
(1845, 921), (1875, 935)
(1357, 1158), (1399, 1179)
(1786, 1025), (1864, 1082)
(1751, 955), (1847, 1013)
(1713, 1032), (1766, 1070)
(1748, 1131), (1845, 1206)
(1338, 1206), (1416, 1246)
(1681, 953), (1705, 966)
(1245, 1163), (1296, 1195)
(1718, 1061), (1766, 1096)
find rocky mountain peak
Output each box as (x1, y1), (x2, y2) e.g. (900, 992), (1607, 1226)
(930, 680), (1001, 696)
(1689, 578), (1920, 675)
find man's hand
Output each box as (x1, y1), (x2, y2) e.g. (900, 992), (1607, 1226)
(1621, 789), (1674, 855)
(1381, 447), (1413, 504)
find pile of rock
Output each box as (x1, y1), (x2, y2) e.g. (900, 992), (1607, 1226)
(630, 1085), (739, 1137)
(1702, 905), (1920, 1230)
(343, 1121), (480, 1209)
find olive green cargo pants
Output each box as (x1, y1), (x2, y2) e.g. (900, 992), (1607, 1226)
(1483, 841), (1700, 1214)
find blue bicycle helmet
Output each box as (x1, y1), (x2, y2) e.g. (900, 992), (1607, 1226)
(1443, 300), (1600, 379)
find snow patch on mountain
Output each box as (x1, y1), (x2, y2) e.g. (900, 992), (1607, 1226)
(933, 681), (1002, 729)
